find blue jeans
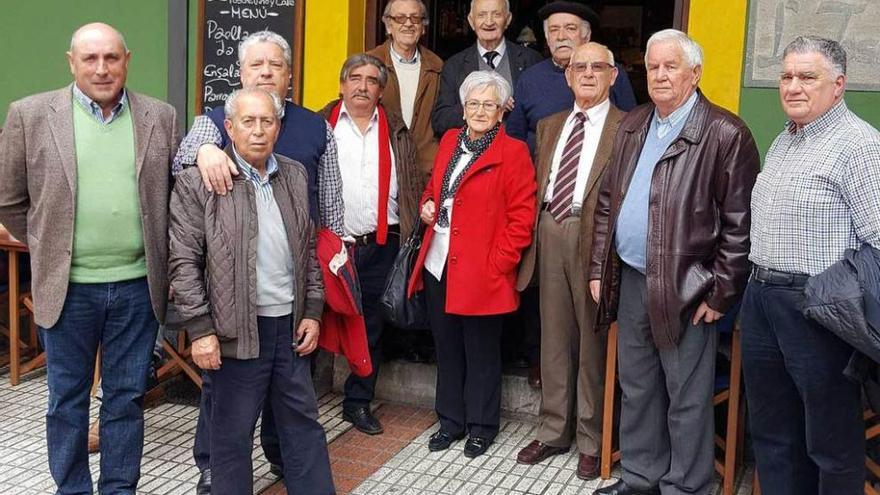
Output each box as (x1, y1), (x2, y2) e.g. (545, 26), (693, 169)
(41, 278), (158, 495)
(740, 277), (864, 495)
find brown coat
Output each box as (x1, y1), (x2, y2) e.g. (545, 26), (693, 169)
(0, 86), (179, 328)
(367, 40), (443, 177)
(319, 100), (424, 242)
(589, 92), (760, 348)
(517, 104), (626, 291)
(169, 151), (324, 360)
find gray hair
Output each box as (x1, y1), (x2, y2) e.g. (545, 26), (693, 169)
(339, 53), (389, 88)
(469, 0), (510, 14)
(458, 70), (512, 105)
(542, 19), (591, 41)
(383, 0), (430, 25)
(783, 36), (847, 77)
(70, 22), (129, 52)
(645, 29), (703, 68)
(238, 30), (292, 68)
(224, 87), (283, 120)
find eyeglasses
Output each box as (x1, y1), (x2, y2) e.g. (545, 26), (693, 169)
(569, 62), (614, 73)
(464, 100), (501, 112)
(384, 14), (425, 25)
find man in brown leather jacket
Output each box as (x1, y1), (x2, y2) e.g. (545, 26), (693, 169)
(169, 88), (333, 494)
(589, 30), (759, 495)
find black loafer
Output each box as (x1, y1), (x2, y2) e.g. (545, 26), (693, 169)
(463, 436), (492, 458)
(428, 430), (465, 452)
(595, 479), (660, 495)
(269, 462), (284, 478)
(342, 406), (384, 435)
(196, 469), (211, 495)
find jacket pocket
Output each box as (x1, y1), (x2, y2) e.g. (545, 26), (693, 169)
(681, 261), (714, 304)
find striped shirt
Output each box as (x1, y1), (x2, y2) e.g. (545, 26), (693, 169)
(750, 101), (880, 275)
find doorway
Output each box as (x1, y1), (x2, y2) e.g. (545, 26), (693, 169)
(366, 0), (689, 104)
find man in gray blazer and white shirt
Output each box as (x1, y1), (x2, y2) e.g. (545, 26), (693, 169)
(0, 22), (179, 494)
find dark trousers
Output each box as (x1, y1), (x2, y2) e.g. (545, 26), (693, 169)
(343, 235), (399, 410)
(208, 314), (334, 495)
(617, 265), (717, 495)
(193, 376), (284, 471)
(740, 277), (865, 495)
(41, 278), (158, 495)
(424, 269), (504, 440)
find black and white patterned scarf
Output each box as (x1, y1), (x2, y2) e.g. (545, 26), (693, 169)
(436, 123), (501, 228)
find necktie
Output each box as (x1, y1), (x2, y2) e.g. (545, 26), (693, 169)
(483, 51), (498, 70)
(549, 112), (587, 222)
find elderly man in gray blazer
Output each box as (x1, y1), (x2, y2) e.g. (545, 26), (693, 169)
(0, 22), (179, 494)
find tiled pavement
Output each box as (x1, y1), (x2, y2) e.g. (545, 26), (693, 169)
(0, 367), (754, 495)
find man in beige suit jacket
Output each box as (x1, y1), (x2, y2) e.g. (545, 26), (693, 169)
(0, 23), (178, 494)
(514, 42), (625, 480)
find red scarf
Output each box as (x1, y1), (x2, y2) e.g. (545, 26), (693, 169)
(328, 101), (392, 245)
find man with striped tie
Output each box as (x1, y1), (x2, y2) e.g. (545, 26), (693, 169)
(514, 42), (625, 480)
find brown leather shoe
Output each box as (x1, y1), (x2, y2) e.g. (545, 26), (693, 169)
(528, 364), (542, 389)
(576, 453), (600, 480)
(87, 419), (99, 454)
(516, 440), (568, 465)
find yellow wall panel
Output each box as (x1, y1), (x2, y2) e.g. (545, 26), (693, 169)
(303, 0), (365, 111)
(687, 0), (748, 113)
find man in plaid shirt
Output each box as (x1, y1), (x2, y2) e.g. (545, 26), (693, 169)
(743, 36), (880, 495)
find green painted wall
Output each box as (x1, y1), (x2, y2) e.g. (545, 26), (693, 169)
(0, 1), (169, 124)
(740, 87), (880, 157)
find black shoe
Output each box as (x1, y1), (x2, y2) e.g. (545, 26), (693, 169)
(342, 406), (384, 435)
(463, 436), (492, 458)
(196, 469), (211, 495)
(269, 462), (284, 478)
(428, 430), (464, 452)
(595, 479), (660, 495)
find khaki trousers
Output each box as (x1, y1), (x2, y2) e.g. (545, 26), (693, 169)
(535, 211), (606, 455)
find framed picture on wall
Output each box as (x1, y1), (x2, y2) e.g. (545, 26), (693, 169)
(744, 0), (880, 91)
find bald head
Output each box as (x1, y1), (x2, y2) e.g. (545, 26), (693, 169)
(67, 23), (131, 117)
(70, 23), (128, 53)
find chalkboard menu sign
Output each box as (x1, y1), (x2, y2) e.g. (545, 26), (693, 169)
(195, 0), (305, 115)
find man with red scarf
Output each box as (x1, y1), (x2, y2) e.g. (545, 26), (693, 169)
(319, 53), (423, 434)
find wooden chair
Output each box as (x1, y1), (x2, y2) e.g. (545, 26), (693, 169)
(600, 320), (745, 495)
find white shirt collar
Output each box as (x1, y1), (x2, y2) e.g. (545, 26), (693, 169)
(477, 38), (507, 60)
(339, 101), (379, 124)
(571, 98), (611, 127)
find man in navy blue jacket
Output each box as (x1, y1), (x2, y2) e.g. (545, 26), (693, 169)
(506, 1), (637, 154)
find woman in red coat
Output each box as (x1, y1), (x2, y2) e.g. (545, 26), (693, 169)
(407, 70), (537, 458)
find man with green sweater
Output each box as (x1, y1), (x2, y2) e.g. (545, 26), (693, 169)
(0, 23), (179, 494)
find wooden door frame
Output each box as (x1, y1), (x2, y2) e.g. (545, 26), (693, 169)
(364, 0), (692, 51)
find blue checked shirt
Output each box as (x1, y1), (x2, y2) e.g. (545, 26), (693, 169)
(172, 114), (345, 236)
(750, 101), (880, 275)
(72, 84), (128, 125)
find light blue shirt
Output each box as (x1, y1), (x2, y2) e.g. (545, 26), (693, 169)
(232, 147), (295, 317)
(72, 84), (128, 125)
(615, 92), (698, 273)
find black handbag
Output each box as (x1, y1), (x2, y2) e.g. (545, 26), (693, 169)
(381, 226), (429, 329)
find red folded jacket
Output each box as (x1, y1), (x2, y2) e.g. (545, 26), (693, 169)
(316, 228), (372, 377)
